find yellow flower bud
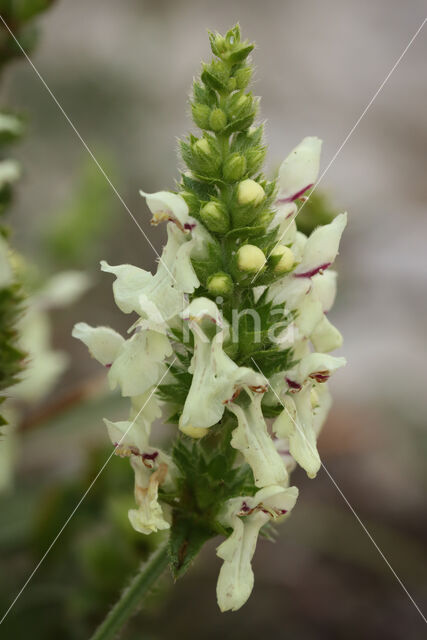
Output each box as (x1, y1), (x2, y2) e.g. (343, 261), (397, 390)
(207, 272), (233, 296)
(237, 179), (265, 206)
(180, 424), (209, 439)
(271, 245), (295, 273)
(237, 244), (266, 272)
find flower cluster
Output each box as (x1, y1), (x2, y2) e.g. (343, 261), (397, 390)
(74, 25), (346, 612)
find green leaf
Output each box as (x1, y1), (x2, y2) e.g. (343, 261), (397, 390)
(168, 512), (213, 579)
(201, 66), (227, 92)
(223, 113), (256, 135)
(228, 44), (254, 64)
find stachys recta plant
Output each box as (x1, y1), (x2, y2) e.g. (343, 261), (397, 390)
(74, 25), (346, 636)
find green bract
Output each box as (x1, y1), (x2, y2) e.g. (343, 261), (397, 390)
(74, 24), (347, 613)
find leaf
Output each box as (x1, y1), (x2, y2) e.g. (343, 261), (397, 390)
(223, 113), (255, 135)
(168, 512), (213, 579)
(201, 67), (227, 92)
(228, 44), (254, 64)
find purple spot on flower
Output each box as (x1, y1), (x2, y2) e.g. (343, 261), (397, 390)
(142, 451), (159, 463)
(276, 183), (314, 205)
(184, 222), (196, 231)
(294, 262), (331, 279)
(105, 363), (112, 369)
(240, 501), (251, 513)
(286, 377), (302, 391)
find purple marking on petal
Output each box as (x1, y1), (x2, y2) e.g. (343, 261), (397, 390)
(310, 371), (330, 383)
(184, 222), (196, 231)
(142, 451), (159, 463)
(142, 450), (159, 468)
(276, 183), (314, 205)
(240, 501), (251, 513)
(286, 377), (302, 391)
(294, 262), (331, 279)
(105, 363), (112, 369)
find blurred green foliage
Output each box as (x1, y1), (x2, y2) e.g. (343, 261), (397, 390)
(42, 159), (117, 269)
(0, 0), (58, 421)
(295, 189), (337, 236)
(0, 0), (56, 67)
(0, 445), (165, 639)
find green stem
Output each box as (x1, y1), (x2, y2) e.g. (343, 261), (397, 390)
(90, 543), (169, 640)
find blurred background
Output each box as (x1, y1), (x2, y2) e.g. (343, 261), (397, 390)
(1, 0), (427, 638)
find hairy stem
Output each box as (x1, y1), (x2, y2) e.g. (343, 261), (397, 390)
(90, 543), (169, 640)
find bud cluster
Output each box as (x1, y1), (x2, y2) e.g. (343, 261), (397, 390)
(180, 24), (291, 307)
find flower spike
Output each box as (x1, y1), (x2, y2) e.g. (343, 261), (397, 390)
(73, 24), (347, 615)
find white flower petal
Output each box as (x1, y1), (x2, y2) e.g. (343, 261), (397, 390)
(278, 137), (322, 202)
(104, 418), (149, 453)
(312, 382), (332, 437)
(179, 300), (265, 430)
(273, 388), (321, 478)
(228, 392), (288, 488)
(311, 270), (337, 312)
(128, 460), (171, 535)
(108, 329), (172, 397)
(293, 352), (346, 385)
(216, 485), (298, 612)
(268, 202), (298, 245)
(140, 190), (190, 229)
(72, 322), (124, 366)
(294, 212), (347, 278)
(101, 261), (184, 321)
(294, 292), (323, 338)
(216, 513), (263, 612)
(311, 315), (343, 352)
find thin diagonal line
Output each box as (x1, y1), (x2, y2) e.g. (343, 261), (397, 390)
(0, 14), (176, 282)
(251, 357), (427, 625)
(251, 17), (426, 284)
(0, 359), (176, 625)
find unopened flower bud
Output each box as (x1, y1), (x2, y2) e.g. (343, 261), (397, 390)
(209, 108), (227, 131)
(237, 179), (265, 206)
(271, 245), (295, 273)
(246, 148), (266, 174)
(212, 34), (227, 54)
(192, 103), (211, 129)
(235, 66), (252, 89)
(194, 138), (211, 155)
(180, 424), (209, 439)
(200, 201), (229, 233)
(223, 153), (247, 182)
(207, 272), (233, 296)
(227, 77), (237, 92)
(235, 94), (251, 110)
(237, 244), (266, 272)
